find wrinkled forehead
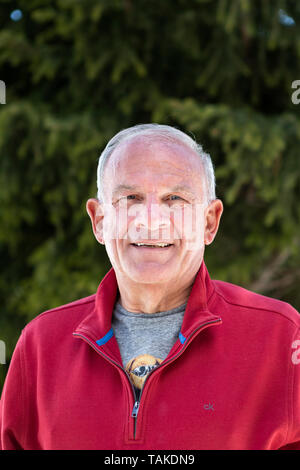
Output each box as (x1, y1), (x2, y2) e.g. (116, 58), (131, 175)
(105, 134), (204, 177)
(102, 134), (206, 199)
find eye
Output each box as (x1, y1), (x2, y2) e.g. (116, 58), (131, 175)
(119, 194), (137, 201)
(169, 195), (182, 201)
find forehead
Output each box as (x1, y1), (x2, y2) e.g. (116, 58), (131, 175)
(103, 135), (205, 196)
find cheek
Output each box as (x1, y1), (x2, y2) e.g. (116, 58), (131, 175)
(103, 206), (130, 242)
(173, 205), (205, 242)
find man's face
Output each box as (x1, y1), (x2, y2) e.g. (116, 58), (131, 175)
(88, 135), (222, 285)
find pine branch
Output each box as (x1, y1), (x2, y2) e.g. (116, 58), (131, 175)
(250, 238), (299, 294)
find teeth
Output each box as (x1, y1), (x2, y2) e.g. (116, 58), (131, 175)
(135, 243), (171, 247)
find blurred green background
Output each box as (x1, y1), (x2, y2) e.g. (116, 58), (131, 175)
(1, 0), (300, 389)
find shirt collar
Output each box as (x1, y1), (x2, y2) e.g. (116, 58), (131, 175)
(73, 260), (220, 346)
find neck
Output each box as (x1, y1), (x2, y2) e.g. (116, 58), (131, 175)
(115, 271), (198, 314)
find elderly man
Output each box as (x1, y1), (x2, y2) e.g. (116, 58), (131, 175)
(1, 124), (300, 450)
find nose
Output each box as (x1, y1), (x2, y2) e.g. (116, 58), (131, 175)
(131, 199), (170, 235)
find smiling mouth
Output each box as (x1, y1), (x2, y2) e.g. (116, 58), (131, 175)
(131, 242), (173, 248)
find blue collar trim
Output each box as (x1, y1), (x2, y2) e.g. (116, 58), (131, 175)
(96, 328), (114, 346)
(179, 331), (186, 344)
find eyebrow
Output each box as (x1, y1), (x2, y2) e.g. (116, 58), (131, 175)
(112, 184), (196, 198)
(112, 184), (140, 198)
(170, 185), (196, 196)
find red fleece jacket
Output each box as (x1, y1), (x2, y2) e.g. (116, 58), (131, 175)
(1, 261), (300, 450)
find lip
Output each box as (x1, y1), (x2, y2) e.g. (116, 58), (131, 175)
(130, 243), (174, 251)
(130, 241), (175, 245)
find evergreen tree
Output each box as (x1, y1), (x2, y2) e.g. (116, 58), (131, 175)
(0, 0), (299, 387)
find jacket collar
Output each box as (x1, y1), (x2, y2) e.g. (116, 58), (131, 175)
(73, 260), (221, 359)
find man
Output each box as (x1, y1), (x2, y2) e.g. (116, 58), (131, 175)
(1, 124), (300, 450)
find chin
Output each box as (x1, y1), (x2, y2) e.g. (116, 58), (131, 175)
(127, 263), (174, 284)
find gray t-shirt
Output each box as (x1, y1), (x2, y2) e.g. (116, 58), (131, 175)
(111, 300), (186, 395)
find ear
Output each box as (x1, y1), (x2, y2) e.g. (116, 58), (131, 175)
(86, 198), (105, 245)
(204, 199), (223, 246)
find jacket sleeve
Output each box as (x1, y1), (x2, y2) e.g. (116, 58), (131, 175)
(278, 327), (300, 450)
(0, 332), (26, 450)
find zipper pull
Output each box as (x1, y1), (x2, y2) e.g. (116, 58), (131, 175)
(132, 400), (140, 418)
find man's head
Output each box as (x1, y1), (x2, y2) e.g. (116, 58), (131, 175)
(96, 124), (216, 205)
(86, 124), (223, 286)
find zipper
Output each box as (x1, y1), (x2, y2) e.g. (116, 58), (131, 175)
(72, 332), (139, 422)
(132, 400), (140, 418)
(130, 317), (221, 438)
(74, 332), (143, 438)
(73, 317), (221, 440)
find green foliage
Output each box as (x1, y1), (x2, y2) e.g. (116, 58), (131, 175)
(0, 0), (300, 387)
(159, 99), (300, 282)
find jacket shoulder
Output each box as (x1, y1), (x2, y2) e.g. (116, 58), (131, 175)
(23, 294), (96, 335)
(212, 279), (300, 327)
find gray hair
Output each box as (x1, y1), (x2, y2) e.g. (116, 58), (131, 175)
(97, 123), (216, 204)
